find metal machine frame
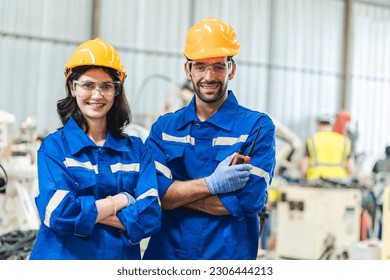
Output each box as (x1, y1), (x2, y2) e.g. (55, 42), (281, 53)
(276, 185), (362, 259)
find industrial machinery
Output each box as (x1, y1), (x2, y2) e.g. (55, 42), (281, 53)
(271, 117), (304, 182)
(0, 110), (15, 159)
(371, 172), (390, 239)
(0, 112), (40, 236)
(0, 110), (15, 194)
(1, 154), (40, 234)
(382, 187), (390, 259)
(275, 184), (362, 259)
(0, 112), (40, 259)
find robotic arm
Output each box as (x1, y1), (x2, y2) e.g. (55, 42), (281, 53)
(271, 117), (303, 180)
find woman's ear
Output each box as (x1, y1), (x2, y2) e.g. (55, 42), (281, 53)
(68, 81), (76, 97)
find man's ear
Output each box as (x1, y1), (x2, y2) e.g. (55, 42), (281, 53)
(184, 63), (192, 80)
(228, 63), (236, 80)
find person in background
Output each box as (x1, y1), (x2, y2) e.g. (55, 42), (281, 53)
(371, 145), (390, 240)
(334, 110), (360, 164)
(300, 113), (355, 181)
(372, 146), (390, 176)
(334, 110), (351, 136)
(143, 17), (276, 260)
(29, 38), (161, 260)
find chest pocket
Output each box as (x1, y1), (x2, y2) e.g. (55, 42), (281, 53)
(215, 147), (240, 164)
(163, 143), (187, 180)
(110, 161), (140, 196)
(69, 169), (96, 197)
(164, 143), (185, 161)
(116, 171), (139, 196)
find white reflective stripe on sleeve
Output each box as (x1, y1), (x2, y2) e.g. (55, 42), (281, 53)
(110, 163), (140, 173)
(162, 132), (195, 145)
(251, 166), (271, 191)
(63, 158), (98, 174)
(137, 188), (161, 206)
(155, 161), (172, 179)
(44, 189), (69, 228)
(212, 134), (248, 146)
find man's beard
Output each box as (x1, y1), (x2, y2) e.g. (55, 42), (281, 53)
(192, 80), (228, 104)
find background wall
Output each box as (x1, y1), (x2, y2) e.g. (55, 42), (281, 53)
(1, 0), (390, 174)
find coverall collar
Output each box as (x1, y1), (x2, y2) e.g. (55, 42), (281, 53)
(176, 90), (239, 131)
(64, 117), (131, 155)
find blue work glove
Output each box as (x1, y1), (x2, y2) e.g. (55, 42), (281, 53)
(121, 192), (136, 206)
(205, 154), (252, 195)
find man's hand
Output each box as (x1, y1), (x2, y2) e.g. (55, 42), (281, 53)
(205, 154), (252, 195)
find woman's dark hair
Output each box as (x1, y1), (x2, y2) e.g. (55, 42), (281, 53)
(57, 66), (131, 139)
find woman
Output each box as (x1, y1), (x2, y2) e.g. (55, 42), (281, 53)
(29, 38), (160, 260)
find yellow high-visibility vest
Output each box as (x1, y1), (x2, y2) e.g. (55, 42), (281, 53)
(306, 131), (351, 180)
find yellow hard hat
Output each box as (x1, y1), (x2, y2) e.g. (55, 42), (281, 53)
(64, 38), (126, 81)
(183, 17), (240, 60)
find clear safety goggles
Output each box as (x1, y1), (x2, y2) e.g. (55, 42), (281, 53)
(72, 80), (121, 97)
(186, 61), (233, 77)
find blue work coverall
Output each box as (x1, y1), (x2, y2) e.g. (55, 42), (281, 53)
(29, 117), (161, 260)
(143, 91), (276, 259)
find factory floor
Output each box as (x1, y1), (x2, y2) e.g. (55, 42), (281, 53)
(0, 229), (383, 260)
(257, 239), (384, 260)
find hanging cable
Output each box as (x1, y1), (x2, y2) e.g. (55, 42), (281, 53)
(131, 73), (182, 109)
(0, 229), (38, 260)
(0, 163), (8, 193)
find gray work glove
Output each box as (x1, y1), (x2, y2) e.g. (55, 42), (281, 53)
(205, 154), (252, 195)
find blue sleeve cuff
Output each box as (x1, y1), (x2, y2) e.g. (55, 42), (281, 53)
(74, 196), (97, 236)
(218, 193), (245, 220)
(121, 192), (136, 206)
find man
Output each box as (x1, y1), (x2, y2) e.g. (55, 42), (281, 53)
(372, 146), (390, 176)
(143, 17), (276, 260)
(371, 145), (390, 240)
(300, 113), (355, 181)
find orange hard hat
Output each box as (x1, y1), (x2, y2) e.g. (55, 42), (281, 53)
(183, 17), (240, 60)
(336, 110), (351, 121)
(334, 110), (351, 135)
(64, 38), (126, 81)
